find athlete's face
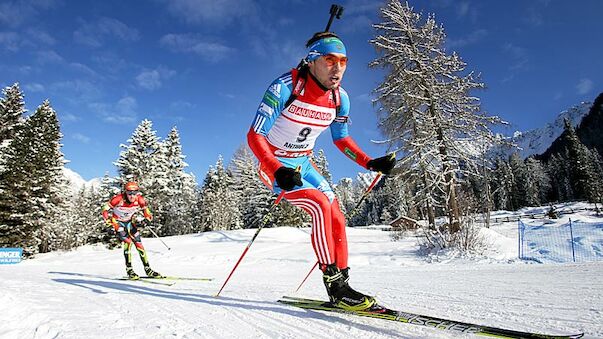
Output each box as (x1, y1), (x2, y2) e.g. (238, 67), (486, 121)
(309, 53), (347, 90)
(125, 190), (139, 203)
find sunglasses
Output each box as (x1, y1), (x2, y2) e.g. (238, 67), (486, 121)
(126, 190), (139, 195)
(322, 55), (348, 67)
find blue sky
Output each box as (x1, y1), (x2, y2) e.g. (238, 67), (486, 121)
(1, 0), (601, 182)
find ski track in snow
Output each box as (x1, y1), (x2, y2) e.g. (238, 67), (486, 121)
(1, 221), (602, 339)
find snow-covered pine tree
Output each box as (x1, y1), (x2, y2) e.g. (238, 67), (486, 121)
(370, 0), (506, 233)
(524, 157), (550, 207)
(198, 156), (241, 231)
(95, 173), (121, 247)
(114, 119), (170, 232)
(346, 172), (379, 226)
(272, 197), (310, 227)
(229, 144), (274, 228)
(115, 119), (162, 183)
(546, 153), (573, 202)
(509, 153), (529, 208)
(159, 127), (198, 235)
(0, 83), (26, 172)
(561, 119), (600, 202)
(587, 149), (603, 205)
(374, 176), (410, 224)
(490, 157), (514, 211)
(0, 100), (68, 256)
(360, 174), (409, 226)
(70, 185), (95, 247)
(312, 149), (333, 186)
(0, 83), (25, 147)
(334, 177), (357, 219)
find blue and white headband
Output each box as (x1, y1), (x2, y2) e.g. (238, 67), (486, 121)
(306, 37), (347, 62)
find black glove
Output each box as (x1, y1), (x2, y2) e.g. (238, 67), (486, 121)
(367, 154), (396, 175)
(106, 228), (115, 236)
(274, 166), (302, 191)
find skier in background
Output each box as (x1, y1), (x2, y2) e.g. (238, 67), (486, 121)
(247, 31), (395, 311)
(102, 181), (162, 279)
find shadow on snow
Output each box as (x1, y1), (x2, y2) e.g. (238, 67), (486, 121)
(48, 271), (402, 337)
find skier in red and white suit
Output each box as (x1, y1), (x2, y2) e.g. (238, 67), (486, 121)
(247, 32), (395, 311)
(102, 181), (162, 279)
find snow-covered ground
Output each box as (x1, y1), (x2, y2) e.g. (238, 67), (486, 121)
(1, 205), (602, 339)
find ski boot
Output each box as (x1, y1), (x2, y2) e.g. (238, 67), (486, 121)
(126, 266), (139, 280)
(144, 266), (163, 278)
(322, 264), (376, 311)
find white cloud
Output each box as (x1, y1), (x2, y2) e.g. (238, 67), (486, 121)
(136, 67), (176, 91)
(338, 15), (373, 34)
(61, 112), (79, 122)
(36, 50), (64, 64)
(457, 2), (470, 17)
(160, 34), (235, 62)
(89, 96), (139, 124)
(68, 63), (99, 77)
(169, 100), (196, 112)
(219, 93), (235, 99)
(49, 80), (102, 103)
(576, 78), (593, 95)
(502, 43), (529, 71)
(161, 100), (194, 121)
(0, 28), (55, 53)
(74, 17), (139, 48)
(24, 83), (45, 92)
(0, 0), (60, 28)
(72, 133), (91, 143)
(136, 70), (162, 90)
(0, 32), (20, 52)
(354, 93), (371, 103)
(91, 53), (129, 76)
(447, 29), (488, 49)
(344, 0), (380, 15)
(26, 28), (56, 45)
(160, 0), (257, 26)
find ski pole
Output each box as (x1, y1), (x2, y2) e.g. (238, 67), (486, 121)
(215, 189), (288, 297)
(295, 261), (319, 293)
(346, 152), (396, 220)
(346, 172), (384, 220)
(146, 225), (171, 251)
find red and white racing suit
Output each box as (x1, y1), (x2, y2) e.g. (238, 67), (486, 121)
(247, 69), (371, 269)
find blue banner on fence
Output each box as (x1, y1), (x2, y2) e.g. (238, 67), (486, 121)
(0, 248), (23, 264)
(518, 220), (603, 263)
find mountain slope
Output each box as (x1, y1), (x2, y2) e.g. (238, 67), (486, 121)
(510, 101), (591, 158)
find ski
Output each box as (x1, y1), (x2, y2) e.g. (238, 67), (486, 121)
(278, 296), (584, 339)
(116, 277), (175, 286)
(141, 276), (213, 282)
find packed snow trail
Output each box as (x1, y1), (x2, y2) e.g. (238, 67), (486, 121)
(0, 226), (600, 338)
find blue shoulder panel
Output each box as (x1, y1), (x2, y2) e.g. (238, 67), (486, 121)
(250, 72), (293, 136)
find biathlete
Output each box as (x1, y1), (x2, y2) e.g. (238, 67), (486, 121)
(247, 32), (395, 310)
(102, 181), (162, 279)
